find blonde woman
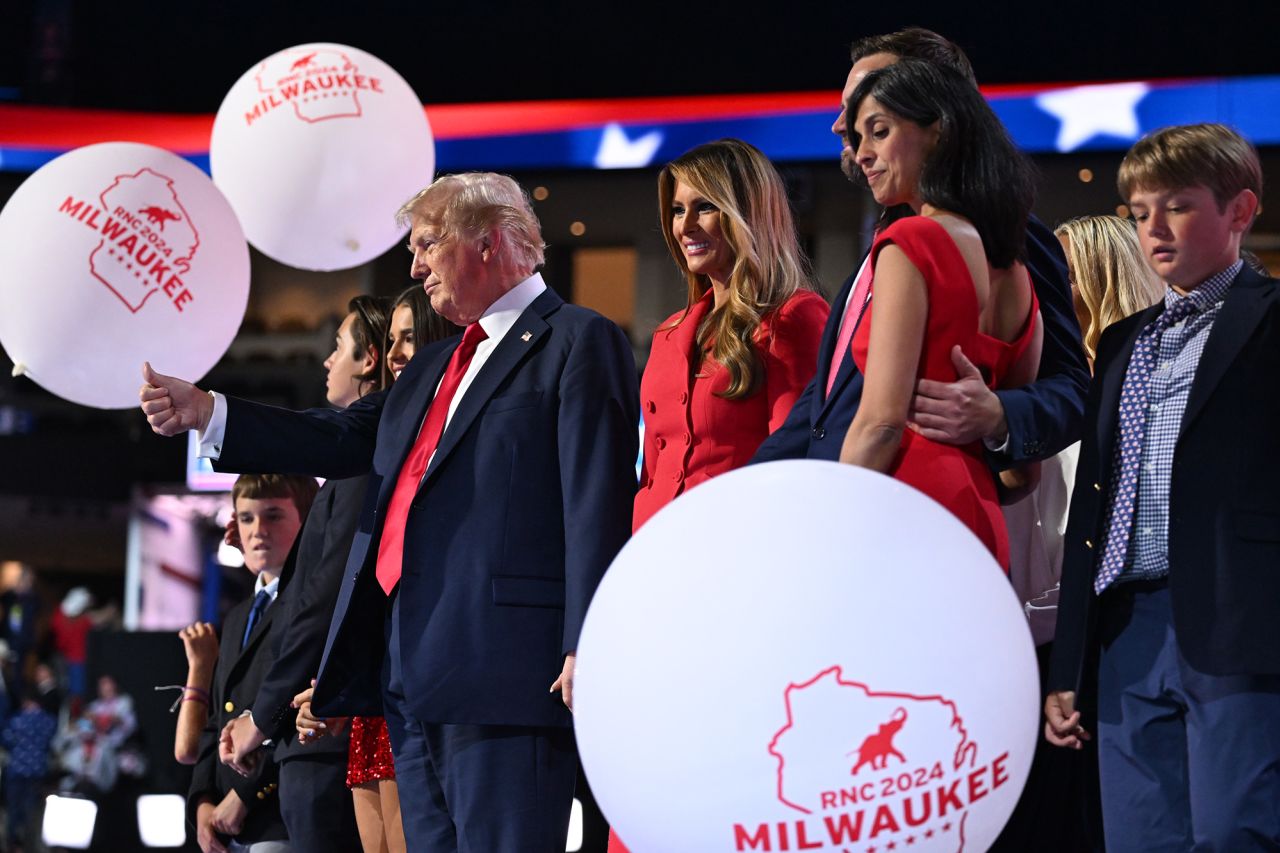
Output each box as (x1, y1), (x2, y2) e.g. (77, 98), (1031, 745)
(1056, 215), (1164, 366)
(616, 139), (828, 853)
(633, 138), (829, 532)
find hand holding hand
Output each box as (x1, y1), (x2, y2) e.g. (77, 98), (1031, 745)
(195, 800), (229, 853)
(1044, 690), (1091, 749)
(209, 788), (248, 837)
(908, 346), (1007, 446)
(221, 714), (266, 776)
(550, 652), (576, 712)
(139, 361), (213, 436)
(293, 679), (348, 743)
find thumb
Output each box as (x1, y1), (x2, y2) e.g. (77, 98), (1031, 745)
(950, 345), (982, 380)
(142, 361), (157, 385)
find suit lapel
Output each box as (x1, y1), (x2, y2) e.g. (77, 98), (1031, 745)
(817, 270), (863, 420)
(655, 294), (710, 387)
(421, 289), (562, 484)
(1094, 305), (1158, 462)
(1179, 268), (1271, 440)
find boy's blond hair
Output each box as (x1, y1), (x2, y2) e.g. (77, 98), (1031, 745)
(1118, 123), (1262, 219)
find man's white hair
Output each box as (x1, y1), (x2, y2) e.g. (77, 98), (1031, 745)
(396, 172), (546, 271)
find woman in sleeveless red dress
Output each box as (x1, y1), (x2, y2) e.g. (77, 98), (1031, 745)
(838, 59), (1041, 570)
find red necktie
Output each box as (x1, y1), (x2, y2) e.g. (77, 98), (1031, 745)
(825, 258), (874, 396)
(375, 323), (488, 594)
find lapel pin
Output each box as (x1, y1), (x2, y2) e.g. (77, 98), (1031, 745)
(521, 331), (532, 342)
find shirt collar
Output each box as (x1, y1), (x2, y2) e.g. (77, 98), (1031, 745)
(254, 572), (281, 601)
(1166, 259), (1242, 313)
(477, 272), (547, 343)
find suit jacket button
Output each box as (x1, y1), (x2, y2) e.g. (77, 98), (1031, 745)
(645, 400), (656, 413)
(812, 427), (826, 440)
(678, 391), (689, 404)
(1093, 482), (1102, 492)
(1085, 539), (1094, 549)
(224, 701), (234, 713)
(655, 437), (666, 449)
(674, 470), (685, 483)
(257, 791), (266, 800)
(682, 433), (691, 446)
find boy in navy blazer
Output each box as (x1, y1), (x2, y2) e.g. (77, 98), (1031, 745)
(1046, 124), (1280, 851)
(188, 474), (316, 853)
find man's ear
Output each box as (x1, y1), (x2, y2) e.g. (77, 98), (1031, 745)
(360, 345), (378, 374)
(479, 227), (502, 261)
(1229, 188), (1260, 233)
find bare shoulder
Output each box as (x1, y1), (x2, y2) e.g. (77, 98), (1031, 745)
(926, 212), (982, 255)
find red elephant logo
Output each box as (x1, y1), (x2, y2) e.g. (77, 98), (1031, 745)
(849, 707), (908, 774)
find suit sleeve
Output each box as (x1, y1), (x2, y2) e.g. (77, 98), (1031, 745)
(764, 292), (831, 432)
(215, 391), (386, 479)
(752, 374), (818, 463)
(991, 216), (1090, 466)
(228, 743), (280, 811)
(252, 479), (364, 739)
(557, 316), (640, 654)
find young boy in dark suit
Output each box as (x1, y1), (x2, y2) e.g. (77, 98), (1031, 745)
(188, 474), (316, 853)
(1046, 123), (1279, 851)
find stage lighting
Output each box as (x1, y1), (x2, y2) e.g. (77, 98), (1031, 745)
(567, 797), (583, 852)
(42, 795), (97, 849)
(138, 794), (187, 847)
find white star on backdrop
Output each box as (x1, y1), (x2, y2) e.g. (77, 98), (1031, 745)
(1035, 82), (1150, 152)
(593, 123), (663, 169)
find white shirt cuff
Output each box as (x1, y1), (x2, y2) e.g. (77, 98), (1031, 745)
(197, 392), (228, 459)
(983, 432), (1010, 454)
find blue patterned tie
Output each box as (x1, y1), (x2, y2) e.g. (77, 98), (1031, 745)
(1094, 298), (1199, 594)
(241, 590), (271, 649)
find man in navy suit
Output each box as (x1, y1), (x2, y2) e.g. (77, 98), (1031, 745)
(1046, 124), (1280, 851)
(142, 172), (639, 852)
(754, 27), (1088, 468)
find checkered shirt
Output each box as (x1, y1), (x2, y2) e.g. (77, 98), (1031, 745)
(1109, 260), (1241, 585)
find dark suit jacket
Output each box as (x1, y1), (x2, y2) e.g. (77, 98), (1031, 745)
(252, 476), (367, 763)
(187, 590), (286, 843)
(753, 215), (1089, 466)
(1050, 265), (1280, 697)
(216, 288), (639, 729)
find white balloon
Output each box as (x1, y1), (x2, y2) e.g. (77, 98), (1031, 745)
(576, 461), (1040, 853)
(0, 142), (249, 409)
(210, 43), (434, 271)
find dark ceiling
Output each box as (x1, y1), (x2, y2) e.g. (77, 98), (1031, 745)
(4, 0), (1279, 112)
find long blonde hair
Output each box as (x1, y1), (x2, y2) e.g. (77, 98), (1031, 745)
(1054, 216), (1163, 360)
(657, 139), (817, 399)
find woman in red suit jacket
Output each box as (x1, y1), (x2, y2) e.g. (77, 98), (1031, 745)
(634, 139), (829, 532)
(615, 138), (829, 849)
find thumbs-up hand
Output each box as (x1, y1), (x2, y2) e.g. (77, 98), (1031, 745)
(140, 361), (213, 436)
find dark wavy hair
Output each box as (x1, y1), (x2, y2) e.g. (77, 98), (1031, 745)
(846, 59), (1035, 268)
